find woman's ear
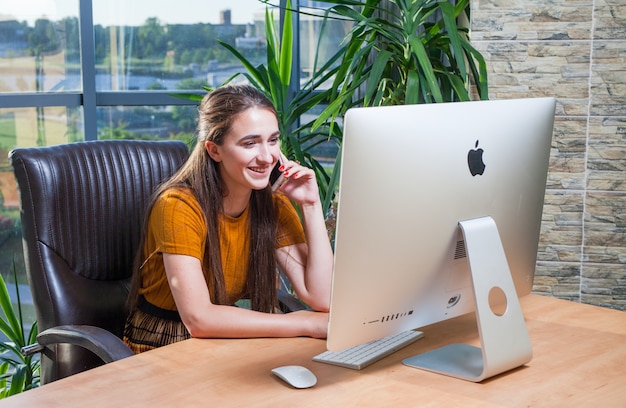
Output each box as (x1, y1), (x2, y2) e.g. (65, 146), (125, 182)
(205, 141), (221, 162)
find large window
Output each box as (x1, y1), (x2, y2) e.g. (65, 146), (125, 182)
(0, 0), (349, 301)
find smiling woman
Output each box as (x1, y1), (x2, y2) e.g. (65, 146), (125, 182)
(123, 83), (334, 354)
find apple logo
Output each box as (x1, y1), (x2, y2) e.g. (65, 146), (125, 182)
(447, 294), (461, 308)
(467, 140), (486, 176)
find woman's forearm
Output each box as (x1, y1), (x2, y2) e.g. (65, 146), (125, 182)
(299, 199), (334, 311)
(184, 305), (327, 339)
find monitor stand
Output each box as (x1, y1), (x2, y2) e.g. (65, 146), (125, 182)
(403, 216), (533, 382)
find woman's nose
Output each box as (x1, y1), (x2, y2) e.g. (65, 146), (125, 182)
(258, 145), (274, 163)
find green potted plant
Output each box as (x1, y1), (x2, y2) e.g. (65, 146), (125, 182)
(0, 261), (39, 398)
(304, 0), (489, 129)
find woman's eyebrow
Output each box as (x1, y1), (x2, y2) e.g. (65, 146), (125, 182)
(238, 134), (261, 142)
(237, 131), (280, 143)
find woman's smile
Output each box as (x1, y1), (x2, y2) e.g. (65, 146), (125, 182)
(248, 164), (273, 180)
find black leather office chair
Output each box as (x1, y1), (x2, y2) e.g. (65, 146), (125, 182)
(10, 140), (190, 384)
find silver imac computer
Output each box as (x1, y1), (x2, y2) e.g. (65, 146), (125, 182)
(326, 97), (556, 382)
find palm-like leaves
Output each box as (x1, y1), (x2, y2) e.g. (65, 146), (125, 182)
(0, 261), (39, 398)
(312, 0), (489, 129)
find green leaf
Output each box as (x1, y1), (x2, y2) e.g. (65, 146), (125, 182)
(265, 7), (280, 75)
(0, 275), (21, 346)
(0, 341), (23, 361)
(218, 40), (269, 92)
(364, 50), (392, 106)
(166, 93), (204, 102)
(7, 364), (26, 396)
(322, 147), (343, 214)
(443, 70), (470, 101)
(279, 0), (293, 86)
(461, 41), (489, 99)
(27, 321), (38, 346)
(408, 35), (443, 103)
(405, 70), (421, 104)
(439, 1), (467, 82)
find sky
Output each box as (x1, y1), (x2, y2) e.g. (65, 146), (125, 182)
(0, 0), (271, 26)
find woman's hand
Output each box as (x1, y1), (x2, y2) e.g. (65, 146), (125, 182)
(288, 310), (329, 339)
(277, 156), (320, 206)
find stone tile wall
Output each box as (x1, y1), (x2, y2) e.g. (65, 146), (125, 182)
(470, 0), (625, 310)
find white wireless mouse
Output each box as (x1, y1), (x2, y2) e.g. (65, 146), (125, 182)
(271, 365), (317, 389)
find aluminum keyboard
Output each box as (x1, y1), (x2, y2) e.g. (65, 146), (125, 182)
(312, 330), (424, 370)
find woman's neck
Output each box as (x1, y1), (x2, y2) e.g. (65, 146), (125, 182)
(223, 189), (252, 218)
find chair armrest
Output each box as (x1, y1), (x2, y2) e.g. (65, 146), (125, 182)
(33, 325), (134, 363)
(278, 288), (309, 312)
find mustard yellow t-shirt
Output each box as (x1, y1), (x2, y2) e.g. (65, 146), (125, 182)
(139, 188), (306, 310)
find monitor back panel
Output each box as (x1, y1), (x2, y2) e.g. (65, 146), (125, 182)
(328, 97), (556, 351)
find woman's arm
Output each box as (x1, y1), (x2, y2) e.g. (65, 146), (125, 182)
(274, 159), (334, 312)
(275, 203), (333, 311)
(164, 253), (328, 339)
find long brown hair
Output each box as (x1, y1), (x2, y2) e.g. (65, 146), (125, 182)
(129, 83), (280, 313)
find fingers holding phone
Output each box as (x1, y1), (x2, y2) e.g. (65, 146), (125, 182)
(270, 153), (288, 192)
(271, 154), (320, 205)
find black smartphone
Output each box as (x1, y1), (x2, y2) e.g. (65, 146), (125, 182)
(270, 158), (285, 192)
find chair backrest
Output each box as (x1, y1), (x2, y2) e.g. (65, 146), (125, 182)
(10, 140), (189, 382)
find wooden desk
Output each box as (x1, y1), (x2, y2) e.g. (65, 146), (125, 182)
(2, 295), (625, 407)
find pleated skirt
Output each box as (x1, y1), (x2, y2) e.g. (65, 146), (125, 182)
(123, 299), (191, 354)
